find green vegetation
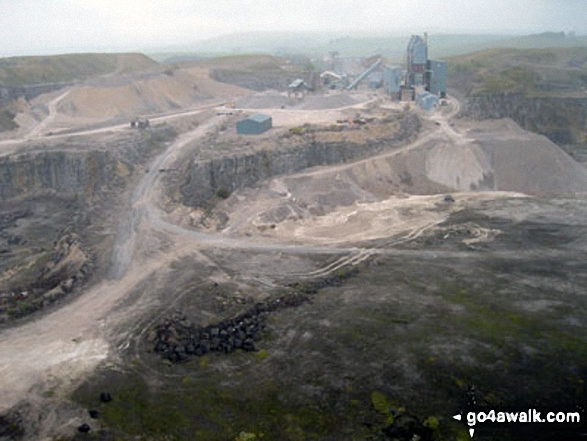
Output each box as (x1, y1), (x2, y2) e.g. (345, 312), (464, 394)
(140, 125), (178, 154)
(0, 53), (157, 86)
(445, 287), (541, 345)
(6, 299), (36, 318)
(288, 126), (305, 136)
(370, 391), (396, 426)
(71, 249), (587, 440)
(235, 432), (259, 441)
(74, 369), (371, 441)
(216, 187), (231, 200)
(255, 349), (270, 362)
(447, 47), (587, 96)
(0, 108), (18, 132)
(477, 66), (540, 94)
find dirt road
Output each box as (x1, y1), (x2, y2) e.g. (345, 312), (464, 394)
(0, 99), (225, 154)
(25, 90), (71, 140)
(0, 104), (362, 412)
(0, 95), (469, 415)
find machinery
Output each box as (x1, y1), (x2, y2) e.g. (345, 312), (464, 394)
(406, 33), (428, 88)
(130, 118), (150, 129)
(320, 71), (348, 89)
(405, 33), (447, 99)
(346, 58), (383, 90)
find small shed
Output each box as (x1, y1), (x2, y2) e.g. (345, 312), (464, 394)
(288, 78), (306, 99)
(236, 114), (272, 135)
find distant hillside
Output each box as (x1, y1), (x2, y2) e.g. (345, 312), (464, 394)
(495, 32), (587, 50)
(0, 53), (158, 87)
(447, 47), (587, 96)
(148, 31), (587, 64)
(191, 54), (309, 92)
(149, 33), (515, 63)
(193, 54), (287, 71)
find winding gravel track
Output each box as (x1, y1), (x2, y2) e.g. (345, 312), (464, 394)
(0, 96), (463, 414)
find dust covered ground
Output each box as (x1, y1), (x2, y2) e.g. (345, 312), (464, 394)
(68, 195), (587, 441)
(63, 102), (587, 440)
(1, 88), (587, 441)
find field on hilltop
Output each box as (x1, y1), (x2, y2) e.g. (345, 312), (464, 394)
(0, 53), (158, 86)
(447, 46), (587, 96)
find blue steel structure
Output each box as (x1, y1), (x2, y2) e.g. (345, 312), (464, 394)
(416, 91), (439, 111)
(236, 114), (272, 135)
(383, 65), (402, 97)
(404, 33), (448, 98)
(406, 34), (428, 87)
(426, 60), (447, 97)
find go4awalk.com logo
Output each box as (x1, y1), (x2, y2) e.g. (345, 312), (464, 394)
(453, 409), (582, 438)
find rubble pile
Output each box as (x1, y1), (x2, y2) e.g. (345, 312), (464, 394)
(153, 292), (309, 363)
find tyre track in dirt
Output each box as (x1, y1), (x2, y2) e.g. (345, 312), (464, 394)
(0, 96), (466, 413)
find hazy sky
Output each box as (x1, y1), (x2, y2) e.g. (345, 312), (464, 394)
(0, 0), (585, 57)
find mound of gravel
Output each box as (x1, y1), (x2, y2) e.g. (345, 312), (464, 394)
(479, 130), (587, 196)
(426, 122), (587, 196)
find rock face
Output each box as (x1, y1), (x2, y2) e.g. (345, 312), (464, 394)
(210, 69), (291, 92)
(0, 150), (116, 200)
(0, 126), (176, 202)
(462, 92), (587, 146)
(180, 114), (420, 207)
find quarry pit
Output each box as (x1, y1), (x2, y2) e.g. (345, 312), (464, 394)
(0, 63), (586, 441)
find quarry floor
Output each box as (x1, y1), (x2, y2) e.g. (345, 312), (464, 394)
(0, 91), (586, 440)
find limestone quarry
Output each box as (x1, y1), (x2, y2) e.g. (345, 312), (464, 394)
(0, 46), (585, 441)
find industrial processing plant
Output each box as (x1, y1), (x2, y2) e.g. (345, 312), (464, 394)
(319, 33), (447, 110)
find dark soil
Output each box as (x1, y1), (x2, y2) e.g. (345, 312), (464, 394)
(67, 197), (587, 441)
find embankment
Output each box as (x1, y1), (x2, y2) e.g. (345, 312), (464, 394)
(0, 127), (176, 201)
(0, 126), (177, 322)
(462, 92), (587, 147)
(180, 114), (420, 207)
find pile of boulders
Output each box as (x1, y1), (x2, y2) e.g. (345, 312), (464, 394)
(153, 292), (309, 363)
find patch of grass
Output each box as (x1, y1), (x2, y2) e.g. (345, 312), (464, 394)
(140, 125), (178, 154)
(445, 287), (542, 347)
(116, 160), (131, 177)
(371, 391), (397, 427)
(0, 53), (157, 86)
(476, 66), (540, 94)
(74, 368), (371, 441)
(255, 349), (270, 362)
(199, 356), (210, 368)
